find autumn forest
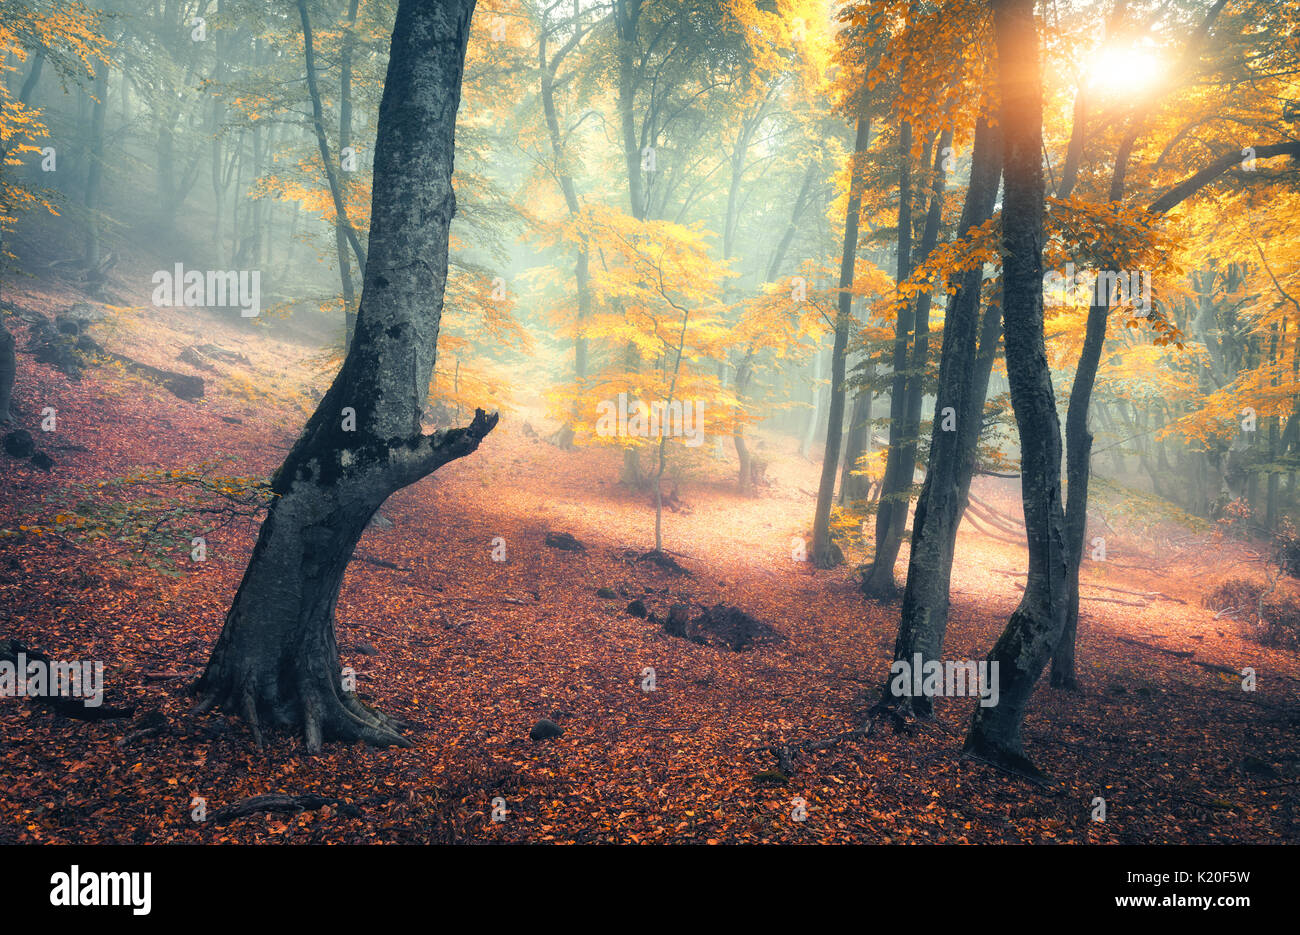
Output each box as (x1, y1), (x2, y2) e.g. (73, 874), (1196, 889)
(0, 0), (1298, 870)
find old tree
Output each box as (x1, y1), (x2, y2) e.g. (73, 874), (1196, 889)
(194, 0), (496, 753)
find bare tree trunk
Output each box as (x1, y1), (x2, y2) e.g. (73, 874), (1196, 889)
(0, 321), (14, 423)
(736, 164), (818, 491)
(337, 0), (360, 349)
(864, 128), (951, 596)
(299, 0), (366, 275)
(195, 0), (493, 754)
(538, 11), (593, 448)
(839, 377), (873, 504)
(82, 60), (109, 269)
(861, 125), (914, 594)
(811, 103), (873, 568)
(1050, 298), (1107, 690)
(877, 117), (1002, 718)
(964, 0), (1068, 778)
(0, 51), (44, 422)
(616, 0), (645, 485)
(800, 345), (825, 459)
(734, 356), (756, 493)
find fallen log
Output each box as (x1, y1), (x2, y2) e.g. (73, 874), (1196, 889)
(94, 344), (204, 400)
(209, 793), (359, 824)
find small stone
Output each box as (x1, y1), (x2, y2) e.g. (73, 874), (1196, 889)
(663, 604), (691, 638)
(626, 599), (647, 618)
(529, 718), (563, 741)
(3, 429), (35, 459)
(596, 587), (617, 599)
(545, 531), (585, 551)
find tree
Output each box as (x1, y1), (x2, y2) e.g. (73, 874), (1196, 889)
(0, 0), (109, 421)
(528, 0), (609, 448)
(195, 0), (497, 753)
(864, 127), (953, 591)
(963, 0), (1067, 777)
(1046, 0), (1296, 687)
(879, 115), (1002, 719)
(810, 94), (872, 568)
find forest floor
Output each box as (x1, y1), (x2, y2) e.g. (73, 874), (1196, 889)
(2, 280), (1298, 844)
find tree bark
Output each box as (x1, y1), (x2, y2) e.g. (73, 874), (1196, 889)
(0, 320), (14, 423)
(337, 0), (361, 349)
(195, 0), (494, 754)
(878, 116), (1002, 718)
(0, 51), (44, 421)
(1048, 297), (1106, 690)
(863, 127), (951, 596)
(890, 127), (953, 554)
(538, 11), (593, 448)
(299, 0), (367, 276)
(839, 377), (873, 504)
(964, 0), (1068, 777)
(811, 104), (872, 567)
(615, 0), (645, 485)
(82, 60), (109, 269)
(736, 164), (819, 492)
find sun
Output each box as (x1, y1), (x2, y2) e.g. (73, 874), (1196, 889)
(1084, 45), (1163, 97)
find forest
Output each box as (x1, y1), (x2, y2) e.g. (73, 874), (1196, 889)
(0, 0), (1297, 856)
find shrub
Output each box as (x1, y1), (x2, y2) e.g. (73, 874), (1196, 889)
(1203, 577), (1300, 650)
(1273, 519), (1300, 578)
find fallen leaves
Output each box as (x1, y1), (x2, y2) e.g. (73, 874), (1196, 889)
(0, 286), (1297, 844)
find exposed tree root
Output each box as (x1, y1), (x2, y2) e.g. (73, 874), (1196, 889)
(209, 793), (360, 824)
(192, 664), (412, 754)
(767, 723), (871, 777)
(960, 733), (1052, 787)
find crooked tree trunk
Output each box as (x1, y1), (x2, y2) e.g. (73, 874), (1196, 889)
(964, 0), (1068, 778)
(195, 0), (493, 754)
(811, 104), (873, 568)
(878, 117), (1002, 718)
(1046, 111), (1255, 686)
